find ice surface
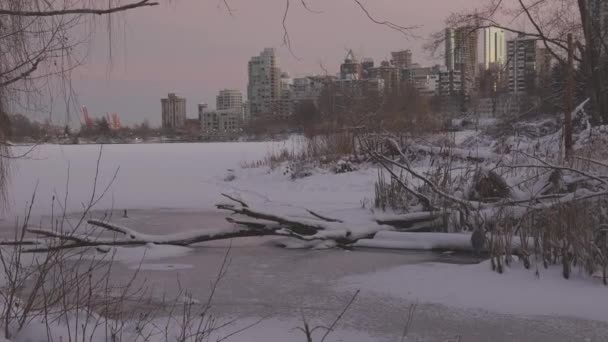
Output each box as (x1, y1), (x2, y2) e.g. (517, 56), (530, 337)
(132, 263), (193, 271)
(340, 259), (608, 322)
(4, 141), (378, 218)
(3, 130), (608, 341)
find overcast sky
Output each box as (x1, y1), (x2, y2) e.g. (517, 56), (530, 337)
(53, 0), (481, 127)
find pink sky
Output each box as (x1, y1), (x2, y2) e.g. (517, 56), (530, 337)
(62, 0), (480, 126)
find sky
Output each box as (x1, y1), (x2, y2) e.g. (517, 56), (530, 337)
(51, 0), (480, 127)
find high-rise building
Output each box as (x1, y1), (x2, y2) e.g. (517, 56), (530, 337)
(161, 93), (187, 129)
(242, 101), (250, 121)
(370, 61), (401, 94)
(402, 65), (442, 96)
(439, 69), (463, 98)
(276, 73), (294, 119)
(198, 103), (208, 115)
(292, 76), (326, 105)
(361, 58), (375, 79)
(445, 28), (455, 72)
(340, 50), (363, 80)
(483, 27), (506, 69)
(199, 109), (242, 136)
(247, 48), (280, 117)
(199, 101), (242, 135)
(391, 50), (413, 69)
(445, 27), (478, 95)
(216, 89), (243, 114)
(506, 34), (550, 95)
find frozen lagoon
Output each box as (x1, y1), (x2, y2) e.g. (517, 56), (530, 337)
(2, 143), (608, 341)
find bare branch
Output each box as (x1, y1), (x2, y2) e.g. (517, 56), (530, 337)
(306, 210), (343, 223)
(0, 1), (159, 17)
(0, 59), (41, 88)
(299, 0), (322, 14)
(320, 290), (360, 342)
(221, 193), (249, 208)
(218, 0), (235, 16)
(513, 150), (608, 186)
(574, 156), (608, 169)
(351, 0), (419, 36)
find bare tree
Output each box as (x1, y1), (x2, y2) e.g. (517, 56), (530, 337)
(0, 0), (159, 207)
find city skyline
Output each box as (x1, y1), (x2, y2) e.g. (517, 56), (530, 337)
(49, 0), (480, 126)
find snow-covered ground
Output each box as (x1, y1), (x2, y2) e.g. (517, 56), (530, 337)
(2, 138), (608, 341)
(341, 258), (608, 322)
(3, 139), (376, 218)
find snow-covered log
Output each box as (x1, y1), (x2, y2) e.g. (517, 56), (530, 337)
(355, 231), (477, 251)
(355, 231), (527, 253)
(374, 211), (447, 230)
(217, 194), (458, 241)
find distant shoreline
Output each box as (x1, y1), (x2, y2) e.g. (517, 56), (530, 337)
(7, 135), (291, 146)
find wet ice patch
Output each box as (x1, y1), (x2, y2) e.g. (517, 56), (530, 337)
(131, 263), (193, 271)
(84, 243), (193, 264)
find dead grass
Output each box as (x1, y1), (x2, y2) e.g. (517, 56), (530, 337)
(519, 198), (608, 282)
(374, 169), (411, 212)
(241, 133), (358, 170)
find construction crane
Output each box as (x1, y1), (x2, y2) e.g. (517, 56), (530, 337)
(81, 106), (94, 129)
(105, 113), (122, 130)
(111, 113), (122, 130)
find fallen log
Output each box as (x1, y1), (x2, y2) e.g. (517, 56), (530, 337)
(18, 221), (282, 253)
(375, 211), (446, 226)
(355, 231), (527, 253)
(0, 195), (460, 253)
(355, 231), (475, 251)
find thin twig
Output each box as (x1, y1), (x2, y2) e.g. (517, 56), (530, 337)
(320, 289), (360, 342)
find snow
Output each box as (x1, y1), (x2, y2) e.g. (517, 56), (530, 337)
(4, 141), (376, 218)
(0, 247), (51, 287)
(340, 259), (608, 322)
(4, 125), (608, 340)
(355, 230), (531, 252)
(8, 315), (373, 342)
(355, 231), (474, 251)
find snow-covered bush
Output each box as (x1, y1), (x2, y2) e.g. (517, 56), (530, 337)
(224, 169), (236, 182)
(332, 160), (356, 174)
(283, 161), (314, 180)
(467, 169), (510, 201)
